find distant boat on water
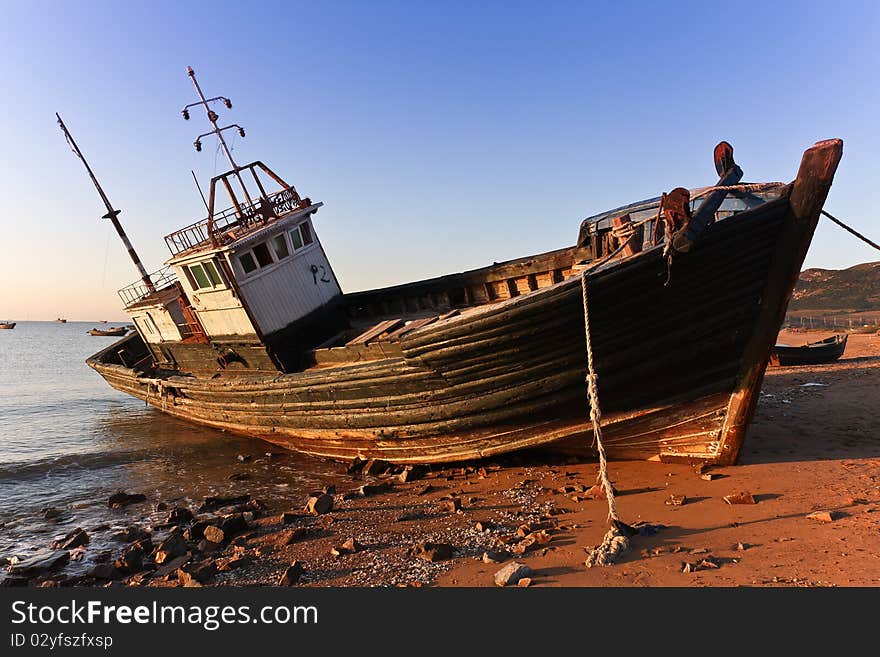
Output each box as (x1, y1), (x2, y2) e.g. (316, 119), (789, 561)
(55, 318), (67, 323)
(0, 321), (15, 330)
(88, 326), (129, 337)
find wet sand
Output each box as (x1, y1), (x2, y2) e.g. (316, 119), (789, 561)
(6, 330), (879, 588)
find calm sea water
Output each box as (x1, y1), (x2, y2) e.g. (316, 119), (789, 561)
(0, 321), (342, 567)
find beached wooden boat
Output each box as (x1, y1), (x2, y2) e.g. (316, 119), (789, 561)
(88, 326), (129, 337)
(770, 334), (847, 366)
(68, 69), (843, 466)
(0, 322), (15, 330)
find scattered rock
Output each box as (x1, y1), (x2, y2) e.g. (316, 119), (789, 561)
(273, 528), (310, 546)
(346, 457), (366, 475)
(437, 498), (461, 514)
(42, 507), (64, 520)
(113, 526), (150, 543)
(736, 542), (749, 551)
(723, 491), (757, 505)
(331, 538), (362, 557)
(152, 555), (190, 579)
(494, 562), (533, 587)
(1, 576), (30, 587)
(415, 483), (435, 496)
(51, 528), (89, 550)
(108, 491), (147, 509)
(114, 545), (145, 574)
(806, 510), (838, 523)
(482, 550), (507, 564)
(202, 525), (226, 544)
(278, 561), (304, 586)
(362, 459), (391, 476)
(398, 465), (426, 483)
(304, 493), (334, 515)
(155, 502), (169, 512)
(216, 556), (251, 572)
(236, 454), (252, 463)
(517, 577), (533, 588)
(279, 511), (302, 525)
(477, 467), (489, 478)
(665, 494), (687, 506)
(682, 556), (720, 573)
(475, 521), (495, 532)
(394, 511), (426, 522)
(584, 483), (618, 500)
(409, 542), (454, 562)
(184, 520), (211, 542)
(165, 507), (194, 525)
(7, 551), (70, 577)
(199, 494), (251, 513)
(153, 531), (187, 564)
(356, 482), (393, 497)
(178, 559), (216, 585)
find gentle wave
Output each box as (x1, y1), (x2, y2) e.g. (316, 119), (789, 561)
(0, 448), (156, 481)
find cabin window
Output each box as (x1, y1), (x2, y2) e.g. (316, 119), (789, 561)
(289, 227), (303, 250)
(288, 221), (313, 251)
(271, 234), (290, 260)
(253, 242), (274, 268)
(203, 260), (223, 287)
(182, 266), (198, 291)
(239, 252), (258, 274)
(189, 263), (211, 289)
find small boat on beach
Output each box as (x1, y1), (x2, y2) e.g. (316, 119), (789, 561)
(64, 68), (843, 467)
(88, 326), (130, 337)
(770, 334), (848, 366)
(0, 322), (15, 330)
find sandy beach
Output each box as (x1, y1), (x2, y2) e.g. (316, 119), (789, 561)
(6, 329), (878, 588)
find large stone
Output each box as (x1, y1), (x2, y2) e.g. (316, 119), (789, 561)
(398, 465), (426, 483)
(409, 542), (454, 562)
(152, 555), (190, 579)
(355, 482), (393, 497)
(112, 526), (150, 543)
(51, 528), (89, 550)
(199, 495), (251, 513)
(114, 546), (145, 574)
(304, 494), (334, 516)
(494, 562), (533, 587)
(184, 519), (211, 542)
(723, 491), (757, 505)
(179, 559), (216, 585)
(362, 459), (391, 476)
(202, 525), (226, 544)
(437, 498), (461, 514)
(219, 513), (248, 537)
(108, 491), (147, 509)
(166, 507), (194, 525)
(153, 531), (187, 564)
(7, 550), (70, 577)
(278, 561), (304, 585)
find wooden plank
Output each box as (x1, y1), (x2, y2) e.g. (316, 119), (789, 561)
(345, 318), (404, 346)
(384, 316), (439, 341)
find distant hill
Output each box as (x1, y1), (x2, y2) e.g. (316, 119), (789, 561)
(789, 261), (880, 311)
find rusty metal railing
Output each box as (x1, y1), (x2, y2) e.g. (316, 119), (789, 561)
(163, 187), (306, 256)
(117, 266), (179, 307)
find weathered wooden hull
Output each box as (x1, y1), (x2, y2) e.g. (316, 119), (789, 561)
(87, 139), (842, 465)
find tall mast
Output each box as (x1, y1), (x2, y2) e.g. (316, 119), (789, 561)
(184, 66), (254, 207)
(56, 113), (155, 295)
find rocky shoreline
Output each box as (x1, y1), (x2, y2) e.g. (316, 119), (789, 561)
(4, 330), (880, 588)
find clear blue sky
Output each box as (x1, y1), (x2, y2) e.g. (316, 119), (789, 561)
(0, 0), (877, 320)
